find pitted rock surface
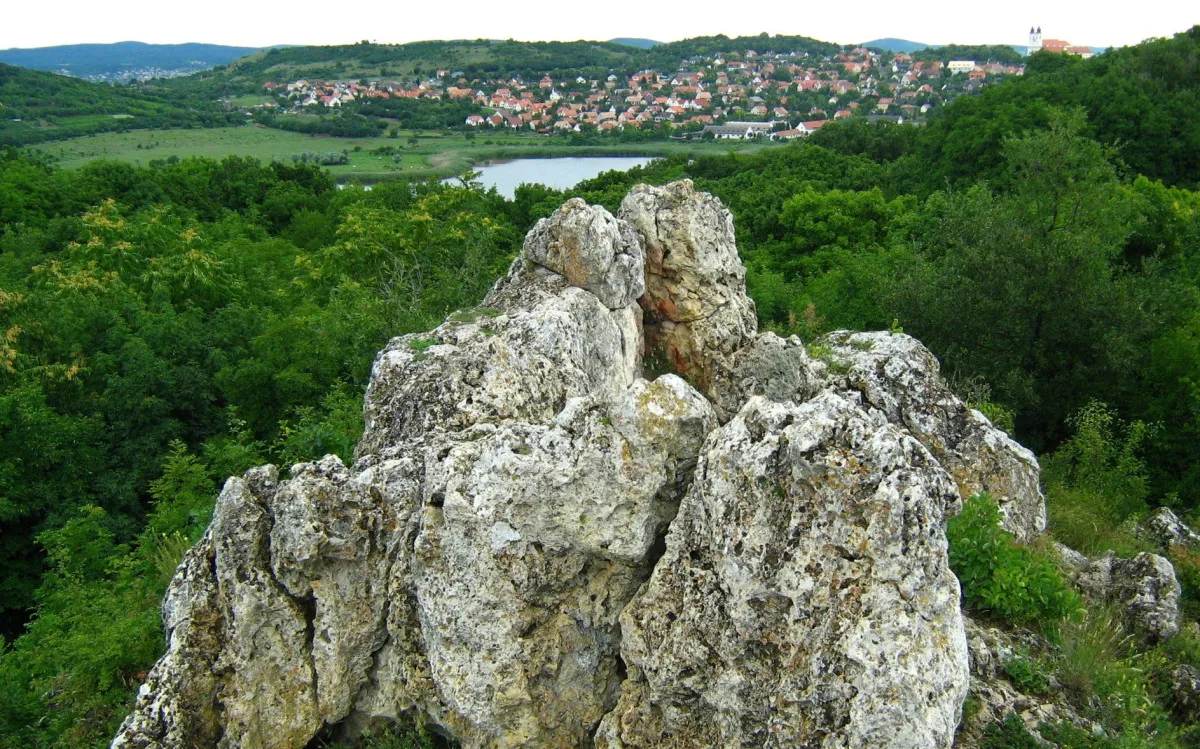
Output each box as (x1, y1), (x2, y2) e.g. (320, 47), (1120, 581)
(955, 617), (1092, 747)
(114, 182), (1054, 749)
(1066, 549), (1182, 641)
(1145, 507), (1200, 551)
(619, 179), (758, 395)
(522, 197), (645, 310)
(821, 330), (1046, 543)
(595, 393), (970, 748)
(113, 192), (708, 749)
(1170, 663), (1200, 722)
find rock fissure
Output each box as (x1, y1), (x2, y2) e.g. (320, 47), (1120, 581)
(113, 181), (1051, 749)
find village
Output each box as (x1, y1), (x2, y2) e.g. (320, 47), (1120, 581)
(259, 42), (1035, 139)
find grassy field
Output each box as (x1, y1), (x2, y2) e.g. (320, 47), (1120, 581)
(33, 125), (778, 181)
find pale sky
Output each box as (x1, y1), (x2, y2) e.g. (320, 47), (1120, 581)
(2, 0), (1196, 51)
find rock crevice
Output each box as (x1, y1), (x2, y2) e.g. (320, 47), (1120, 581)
(113, 182), (1049, 749)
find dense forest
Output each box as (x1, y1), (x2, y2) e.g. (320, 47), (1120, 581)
(910, 43), (1025, 64)
(1, 25), (1200, 749)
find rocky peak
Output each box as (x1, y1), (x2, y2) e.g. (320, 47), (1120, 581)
(113, 182), (1049, 749)
(620, 180), (758, 393)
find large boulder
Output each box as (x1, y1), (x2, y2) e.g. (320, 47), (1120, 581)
(113, 193), (715, 749)
(596, 393), (970, 748)
(1068, 550), (1182, 641)
(1169, 662), (1200, 722)
(1145, 507), (1200, 551)
(522, 197), (645, 310)
(821, 331), (1046, 543)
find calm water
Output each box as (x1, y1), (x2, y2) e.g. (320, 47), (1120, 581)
(445, 156), (654, 198)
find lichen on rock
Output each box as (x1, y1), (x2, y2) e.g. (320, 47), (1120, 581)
(595, 392), (970, 748)
(821, 330), (1046, 543)
(1062, 548), (1182, 642)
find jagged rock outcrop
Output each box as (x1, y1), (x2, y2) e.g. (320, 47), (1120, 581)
(1058, 542), (1182, 642)
(521, 197), (645, 310)
(956, 617), (1091, 746)
(620, 180), (758, 400)
(820, 331), (1046, 543)
(114, 182), (1050, 749)
(1145, 507), (1200, 551)
(595, 392), (969, 748)
(1170, 662), (1200, 722)
(1062, 549), (1182, 641)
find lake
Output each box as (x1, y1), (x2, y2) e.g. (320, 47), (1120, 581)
(445, 156), (654, 198)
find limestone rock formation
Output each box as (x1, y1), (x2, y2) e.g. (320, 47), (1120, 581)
(114, 181), (1050, 749)
(1145, 507), (1200, 551)
(821, 331), (1046, 543)
(955, 618), (1091, 747)
(1062, 549), (1182, 641)
(1170, 662), (1200, 722)
(595, 393), (970, 748)
(619, 180), (758, 398)
(522, 197), (645, 310)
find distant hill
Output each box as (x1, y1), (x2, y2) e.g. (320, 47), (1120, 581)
(609, 38), (663, 49)
(861, 38), (931, 53)
(0, 63), (238, 146)
(0, 41), (265, 80)
(165, 34), (841, 96)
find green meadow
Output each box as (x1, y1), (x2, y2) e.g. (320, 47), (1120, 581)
(33, 125), (776, 181)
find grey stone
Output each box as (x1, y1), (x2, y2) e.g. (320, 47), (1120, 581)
(1145, 507), (1200, 551)
(1067, 550), (1181, 641)
(595, 393), (970, 748)
(821, 331), (1046, 542)
(619, 179), (758, 396)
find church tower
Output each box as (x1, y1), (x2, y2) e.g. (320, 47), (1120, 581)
(1029, 26), (1043, 53)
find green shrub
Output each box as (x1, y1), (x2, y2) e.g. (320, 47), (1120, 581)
(948, 493), (1083, 626)
(1039, 719), (1182, 749)
(1002, 653), (1052, 695)
(951, 374), (1016, 434)
(274, 385), (365, 466)
(1053, 606), (1184, 744)
(318, 716), (443, 749)
(980, 714), (1040, 749)
(1043, 401), (1157, 556)
(1167, 544), (1200, 622)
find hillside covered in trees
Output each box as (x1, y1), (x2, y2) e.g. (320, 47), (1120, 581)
(0, 42), (266, 81)
(0, 63), (240, 147)
(165, 33), (844, 95)
(1, 24), (1200, 749)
